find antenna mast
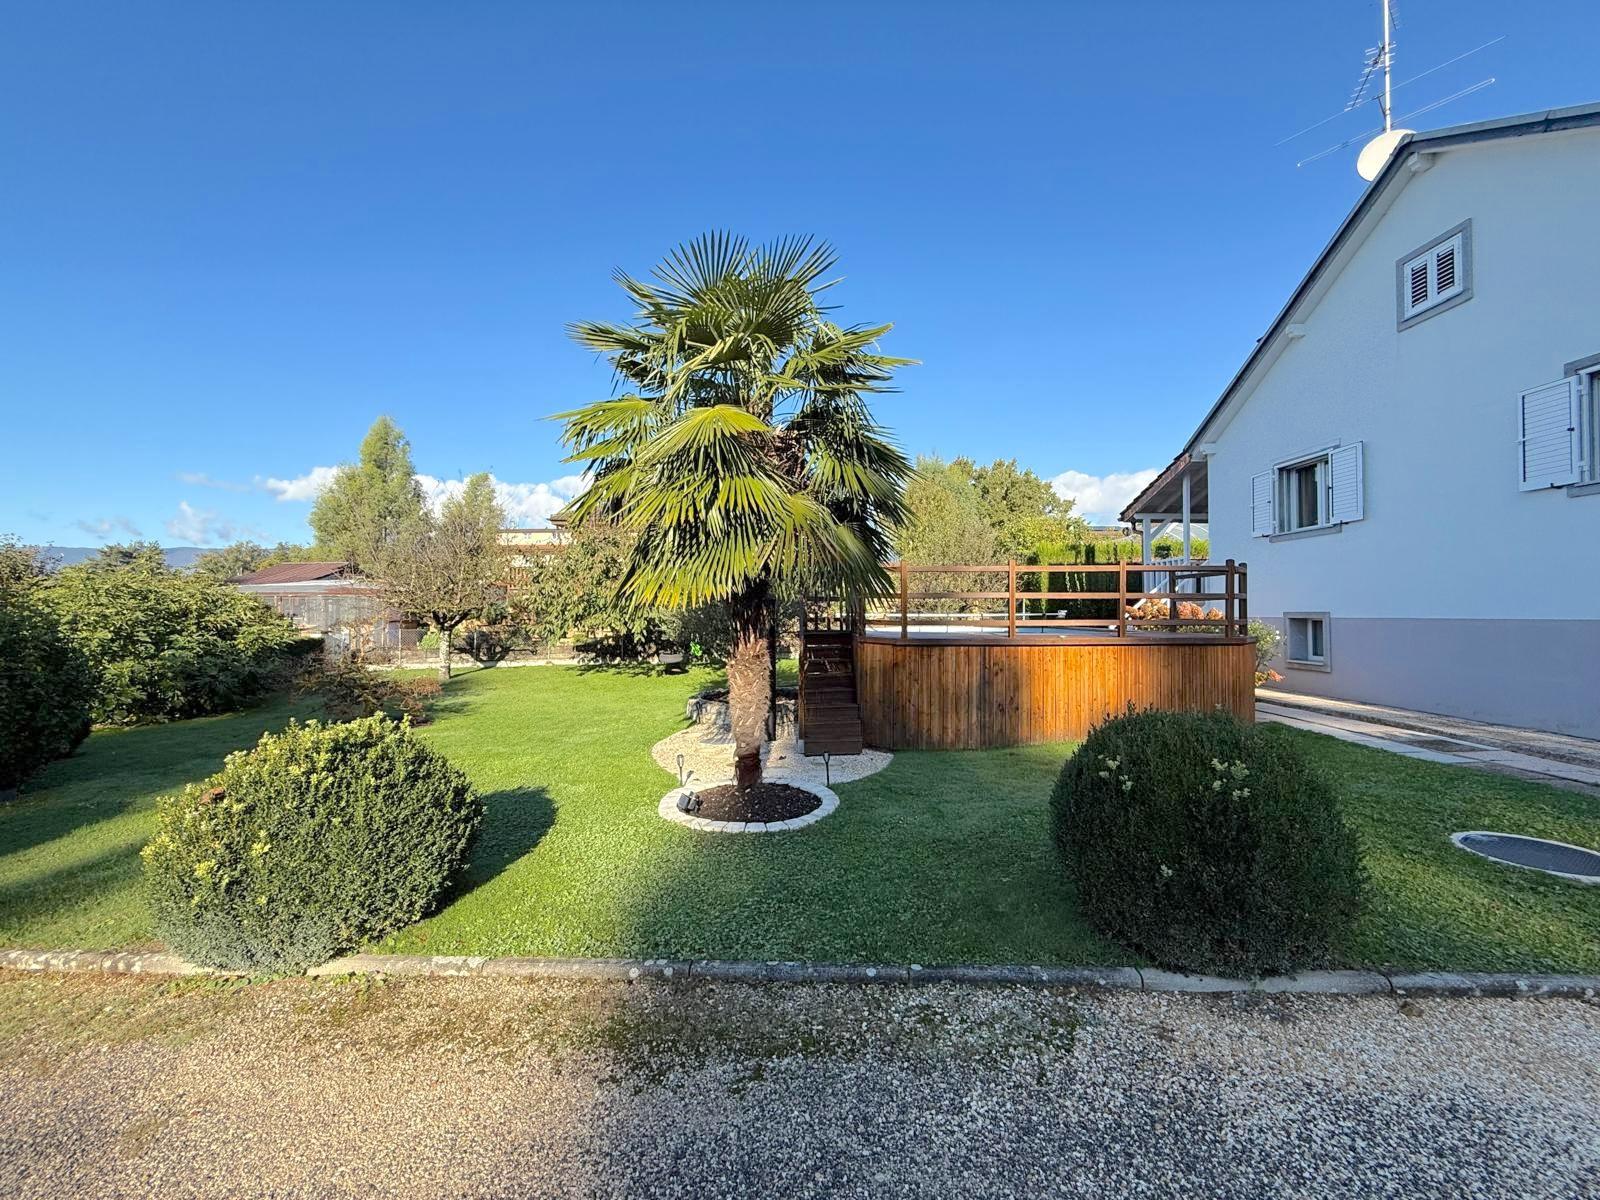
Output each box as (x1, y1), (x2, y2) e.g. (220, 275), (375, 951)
(1380, 0), (1394, 132)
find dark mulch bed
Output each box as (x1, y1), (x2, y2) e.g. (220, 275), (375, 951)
(689, 782), (821, 824)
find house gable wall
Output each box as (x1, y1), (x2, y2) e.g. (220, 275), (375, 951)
(1207, 130), (1600, 624)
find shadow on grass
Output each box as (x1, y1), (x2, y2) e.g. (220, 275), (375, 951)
(1, 696), (319, 863)
(0, 843), (144, 945)
(452, 786), (557, 895)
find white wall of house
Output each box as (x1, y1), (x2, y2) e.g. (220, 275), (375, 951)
(1203, 129), (1600, 736)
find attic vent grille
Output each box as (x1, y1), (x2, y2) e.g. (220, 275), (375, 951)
(1398, 223), (1471, 327)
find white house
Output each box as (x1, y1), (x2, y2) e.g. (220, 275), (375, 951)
(1122, 103), (1600, 739)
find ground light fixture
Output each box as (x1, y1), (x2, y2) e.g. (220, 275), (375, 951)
(1450, 832), (1600, 885)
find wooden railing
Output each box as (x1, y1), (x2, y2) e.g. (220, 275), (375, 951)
(809, 560), (1249, 640)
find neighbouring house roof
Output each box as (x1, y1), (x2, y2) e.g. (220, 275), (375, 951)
(231, 561), (354, 585)
(1120, 100), (1600, 523)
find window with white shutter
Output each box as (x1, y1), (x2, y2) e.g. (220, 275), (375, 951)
(1518, 378), (1581, 491)
(1397, 221), (1472, 329)
(1254, 444), (1367, 536)
(1328, 442), (1364, 522)
(1250, 471), (1274, 536)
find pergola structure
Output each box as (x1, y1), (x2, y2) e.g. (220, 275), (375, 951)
(1121, 450), (1211, 562)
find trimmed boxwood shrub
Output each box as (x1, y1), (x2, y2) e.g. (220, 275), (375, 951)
(0, 587), (97, 793)
(142, 716), (482, 970)
(1051, 710), (1364, 975)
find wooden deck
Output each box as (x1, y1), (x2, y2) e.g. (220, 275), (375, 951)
(856, 634), (1255, 750)
(802, 559), (1257, 751)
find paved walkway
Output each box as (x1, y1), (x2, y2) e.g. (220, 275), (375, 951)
(3, 972), (1597, 1198)
(1258, 689), (1600, 795)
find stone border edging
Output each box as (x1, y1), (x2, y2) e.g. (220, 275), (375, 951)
(658, 781), (839, 834)
(4, 948), (1598, 999)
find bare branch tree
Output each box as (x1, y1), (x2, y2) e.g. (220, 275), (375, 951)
(379, 473), (504, 681)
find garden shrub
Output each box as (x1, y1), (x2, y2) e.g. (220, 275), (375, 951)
(0, 587), (97, 793)
(44, 557), (303, 723)
(142, 715), (482, 970)
(297, 654), (441, 724)
(1249, 618), (1283, 685)
(1051, 709), (1364, 975)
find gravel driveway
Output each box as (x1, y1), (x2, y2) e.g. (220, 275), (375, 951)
(2, 972), (1596, 1198)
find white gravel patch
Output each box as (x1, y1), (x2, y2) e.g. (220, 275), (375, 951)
(650, 722), (891, 790)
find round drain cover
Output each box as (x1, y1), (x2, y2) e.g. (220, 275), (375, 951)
(1451, 832), (1600, 884)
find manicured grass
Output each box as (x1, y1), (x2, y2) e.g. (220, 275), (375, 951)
(2, 665), (1596, 971)
(1284, 727), (1600, 973)
(386, 665), (1116, 964)
(0, 694), (322, 950)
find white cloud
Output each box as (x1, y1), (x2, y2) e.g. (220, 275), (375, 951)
(1049, 468), (1160, 524)
(72, 516), (142, 541)
(258, 463), (587, 527)
(176, 471), (250, 492)
(165, 501), (252, 546)
(260, 465), (342, 502)
(415, 473), (588, 527)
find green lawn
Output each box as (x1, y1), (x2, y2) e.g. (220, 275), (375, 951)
(2, 665), (1596, 972)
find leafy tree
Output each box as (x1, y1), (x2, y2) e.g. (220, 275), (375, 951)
(896, 456), (1082, 567)
(964, 457), (1082, 557)
(558, 233), (911, 789)
(83, 541), (170, 572)
(259, 541), (322, 567)
(508, 517), (737, 661)
(0, 536), (55, 590)
(310, 416), (427, 572)
(380, 471), (506, 680)
(191, 540), (271, 580)
(43, 557), (302, 723)
(0, 537), (96, 793)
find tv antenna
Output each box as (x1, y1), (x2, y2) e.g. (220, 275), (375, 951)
(1280, 2), (1501, 179)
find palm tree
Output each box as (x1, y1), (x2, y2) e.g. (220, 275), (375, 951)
(557, 233), (912, 790)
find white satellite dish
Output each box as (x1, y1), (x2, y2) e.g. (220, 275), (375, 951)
(1356, 128), (1412, 181)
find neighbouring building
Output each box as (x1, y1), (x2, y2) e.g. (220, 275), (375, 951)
(1122, 103), (1600, 738)
(500, 525), (567, 570)
(230, 561), (420, 649)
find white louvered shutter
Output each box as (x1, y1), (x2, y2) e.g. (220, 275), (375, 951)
(1328, 442), (1364, 522)
(1518, 379), (1580, 491)
(1404, 256), (1429, 318)
(1250, 471), (1274, 536)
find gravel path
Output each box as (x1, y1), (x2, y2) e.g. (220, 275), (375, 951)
(3, 973), (1596, 1198)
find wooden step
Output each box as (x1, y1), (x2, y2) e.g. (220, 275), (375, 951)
(799, 635), (864, 756)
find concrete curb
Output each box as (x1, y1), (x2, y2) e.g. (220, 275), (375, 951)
(5, 948), (1599, 999)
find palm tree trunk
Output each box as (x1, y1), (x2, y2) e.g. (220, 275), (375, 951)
(727, 582), (771, 792)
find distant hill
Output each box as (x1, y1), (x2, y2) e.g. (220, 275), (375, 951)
(39, 546), (208, 570)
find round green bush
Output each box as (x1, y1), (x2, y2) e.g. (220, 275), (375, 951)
(0, 589), (97, 793)
(142, 715), (482, 970)
(1051, 709), (1364, 976)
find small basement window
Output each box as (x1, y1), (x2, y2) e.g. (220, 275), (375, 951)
(1397, 221), (1471, 328)
(1285, 613), (1330, 671)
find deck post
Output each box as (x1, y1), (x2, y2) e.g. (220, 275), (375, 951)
(898, 561), (909, 642)
(1117, 560), (1128, 638)
(1238, 561), (1249, 637)
(1224, 559), (1236, 638)
(1007, 559), (1017, 638)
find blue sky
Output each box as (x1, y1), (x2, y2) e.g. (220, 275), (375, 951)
(2, 1), (1591, 544)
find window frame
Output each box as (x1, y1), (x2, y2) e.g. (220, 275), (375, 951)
(1396, 219), (1473, 330)
(1274, 451), (1332, 534)
(1283, 612), (1332, 672)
